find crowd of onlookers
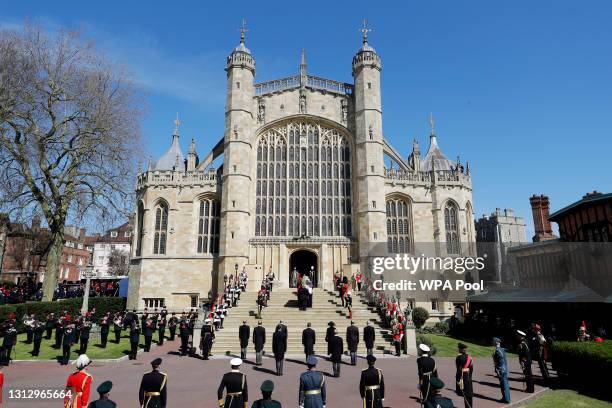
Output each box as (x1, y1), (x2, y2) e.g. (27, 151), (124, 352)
(0, 280), (119, 304)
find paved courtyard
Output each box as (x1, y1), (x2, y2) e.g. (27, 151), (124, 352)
(4, 338), (548, 407)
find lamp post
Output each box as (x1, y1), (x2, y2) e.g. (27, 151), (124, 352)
(80, 264), (94, 315)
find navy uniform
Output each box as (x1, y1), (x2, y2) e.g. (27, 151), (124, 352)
(200, 319), (215, 360)
(493, 337), (511, 403)
(424, 377), (454, 408)
(88, 380), (116, 408)
(455, 343), (473, 408)
(139, 358), (168, 408)
(517, 330), (534, 393)
(359, 355), (385, 408)
(239, 321), (250, 360)
(302, 324), (316, 360)
(299, 356), (326, 408)
(416, 344), (438, 403)
(218, 358), (249, 408)
(251, 380), (282, 408)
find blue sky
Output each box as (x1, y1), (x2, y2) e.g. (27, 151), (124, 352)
(4, 1), (612, 237)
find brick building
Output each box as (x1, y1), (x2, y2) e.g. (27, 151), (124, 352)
(549, 191), (611, 242)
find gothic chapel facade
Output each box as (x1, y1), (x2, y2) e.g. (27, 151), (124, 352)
(127, 27), (476, 319)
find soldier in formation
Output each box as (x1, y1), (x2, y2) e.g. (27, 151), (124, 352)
(359, 355), (385, 408)
(138, 358), (168, 408)
(493, 337), (511, 403)
(363, 321), (375, 357)
(252, 380), (281, 408)
(517, 330), (534, 393)
(87, 380), (116, 408)
(200, 318), (215, 360)
(129, 321), (141, 360)
(346, 320), (359, 366)
(329, 328), (344, 378)
(239, 320), (250, 360)
(217, 358), (248, 408)
(302, 322), (316, 361)
(253, 320), (266, 366)
(272, 324), (287, 376)
(63, 354), (93, 408)
(299, 355), (326, 408)
(455, 343), (474, 408)
(416, 343), (438, 403)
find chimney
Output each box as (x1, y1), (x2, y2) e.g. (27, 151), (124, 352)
(31, 215), (41, 231)
(79, 228), (86, 240)
(529, 194), (556, 242)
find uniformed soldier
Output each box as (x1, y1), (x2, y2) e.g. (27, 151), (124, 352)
(251, 380), (282, 408)
(329, 328), (344, 378)
(325, 321), (335, 356)
(416, 344), (438, 403)
(529, 324), (550, 382)
(517, 330), (534, 393)
(493, 337), (511, 403)
(455, 343), (473, 408)
(31, 320), (44, 357)
(112, 314), (123, 344)
(129, 322), (140, 360)
(144, 318), (155, 352)
(302, 323), (316, 361)
(80, 321), (92, 354)
(364, 321), (375, 357)
(63, 354), (93, 408)
(359, 355), (385, 408)
(200, 318), (215, 360)
(168, 313), (178, 341)
(99, 314), (110, 348)
(218, 358), (249, 408)
(424, 377), (454, 408)
(272, 325), (287, 376)
(62, 320), (75, 365)
(299, 355), (326, 408)
(87, 380), (116, 408)
(239, 320), (250, 360)
(346, 321), (359, 366)
(138, 358), (168, 408)
(179, 318), (190, 356)
(253, 321), (266, 366)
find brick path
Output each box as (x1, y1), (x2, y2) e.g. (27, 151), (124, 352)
(3, 337), (548, 407)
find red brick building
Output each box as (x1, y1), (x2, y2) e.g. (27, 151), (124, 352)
(549, 191), (611, 242)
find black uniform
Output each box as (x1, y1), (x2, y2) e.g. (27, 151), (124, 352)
(455, 353), (474, 408)
(45, 316), (55, 339)
(329, 335), (344, 377)
(425, 394), (454, 408)
(87, 397), (117, 408)
(325, 326), (335, 355)
(54, 318), (64, 348)
(417, 355), (438, 402)
(113, 319), (122, 344)
(130, 326), (140, 360)
(253, 326), (266, 365)
(200, 323), (215, 360)
(99, 319), (109, 348)
(518, 339), (535, 393)
(359, 366), (385, 408)
(157, 316), (166, 346)
(179, 321), (190, 356)
(32, 323), (44, 356)
(302, 327), (316, 358)
(139, 369), (168, 408)
(144, 321), (155, 352)
(62, 326), (74, 365)
(364, 325), (375, 356)
(168, 316), (177, 340)
(272, 329), (287, 375)
(217, 370), (248, 408)
(239, 324), (250, 360)
(1, 324), (16, 365)
(346, 325), (359, 365)
(79, 323), (91, 354)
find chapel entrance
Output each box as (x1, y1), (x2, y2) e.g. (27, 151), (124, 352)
(289, 249), (318, 288)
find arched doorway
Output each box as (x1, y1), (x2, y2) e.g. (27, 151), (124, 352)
(289, 249), (318, 288)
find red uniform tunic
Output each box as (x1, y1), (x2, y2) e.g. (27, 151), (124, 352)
(63, 370), (92, 408)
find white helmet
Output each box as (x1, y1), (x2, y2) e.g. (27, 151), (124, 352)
(74, 354), (91, 369)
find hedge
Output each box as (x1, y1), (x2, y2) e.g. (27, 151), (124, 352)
(550, 340), (612, 400)
(0, 297), (126, 333)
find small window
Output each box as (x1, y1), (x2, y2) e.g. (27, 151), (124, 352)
(236, 82), (241, 89)
(190, 296), (198, 308)
(110, 231), (118, 238)
(367, 82), (372, 89)
(370, 166), (374, 172)
(372, 201), (376, 208)
(124, 231), (131, 237)
(431, 300), (438, 311)
(144, 298), (165, 308)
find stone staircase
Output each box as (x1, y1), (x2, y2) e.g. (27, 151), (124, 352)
(210, 288), (396, 355)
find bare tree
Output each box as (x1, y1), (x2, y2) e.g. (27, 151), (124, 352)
(107, 249), (130, 277)
(0, 24), (142, 300)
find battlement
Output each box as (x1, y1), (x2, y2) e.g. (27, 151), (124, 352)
(384, 168), (471, 187)
(136, 170), (219, 190)
(255, 74), (353, 96)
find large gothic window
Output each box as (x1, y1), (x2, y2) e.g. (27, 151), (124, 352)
(255, 121), (352, 237)
(153, 202), (168, 255)
(386, 198), (413, 253)
(445, 201), (460, 254)
(197, 198), (220, 254)
(136, 202), (145, 256)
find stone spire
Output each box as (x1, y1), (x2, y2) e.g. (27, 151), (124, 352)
(421, 113), (454, 172)
(153, 114), (185, 171)
(410, 138), (421, 172)
(353, 18), (381, 75)
(227, 19), (255, 73)
(299, 49), (307, 87)
(187, 138), (198, 171)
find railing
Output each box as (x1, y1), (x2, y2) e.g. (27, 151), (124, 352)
(137, 170), (218, 188)
(384, 168), (471, 184)
(255, 74), (354, 95)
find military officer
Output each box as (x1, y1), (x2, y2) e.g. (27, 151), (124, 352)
(63, 354), (93, 408)
(179, 318), (190, 356)
(99, 314), (110, 348)
(299, 355), (326, 408)
(517, 330), (534, 393)
(424, 377), (454, 408)
(87, 380), (116, 408)
(416, 344), (438, 403)
(253, 321), (266, 366)
(168, 313), (178, 341)
(200, 318), (215, 360)
(31, 320), (44, 357)
(359, 355), (385, 408)
(302, 322), (316, 361)
(138, 358), (168, 408)
(363, 321), (375, 357)
(80, 320), (92, 354)
(218, 358), (249, 408)
(62, 319), (75, 365)
(329, 328), (344, 377)
(251, 380), (282, 408)
(493, 337), (511, 403)
(239, 320), (250, 360)
(144, 318), (154, 352)
(346, 321), (359, 366)
(455, 343), (473, 408)
(129, 321), (140, 360)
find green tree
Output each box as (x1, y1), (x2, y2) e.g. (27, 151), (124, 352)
(411, 306), (430, 330)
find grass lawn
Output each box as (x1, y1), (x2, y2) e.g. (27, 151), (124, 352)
(526, 389), (612, 407)
(422, 334), (516, 357)
(11, 332), (150, 361)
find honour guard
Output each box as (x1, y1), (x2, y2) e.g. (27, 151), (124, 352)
(217, 358), (248, 408)
(45, 312), (55, 339)
(178, 318), (190, 356)
(138, 358), (167, 408)
(359, 355), (385, 408)
(63, 354), (93, 408)
(99, 314), (110, 348)
(168, 313), (177, 341)
(455, 343), (474, 408)
(87, 380), (116, 408)
(252, 380), (282, 408)
(417, 344), (438, 403)
(493, 337), (511, 403)
(529, 324), (550, 382)
(517, 330), (534, 393)
(112, 314), (123, 344)
(31, 319), (44, 356)
(200, 318), (215, 360)
(346, 321), (359, 366)
(424, 377), (454, 408)
(157, 314), (166, 346)
(62, 318), (75, 365)
(80, 320), (92, 354)
(129, 321), (140, 360)
(302, 322), (316, 361)
(299, 355), (326, 408)
(144, 318), (155, 352)
(239, 320), (250, 360)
